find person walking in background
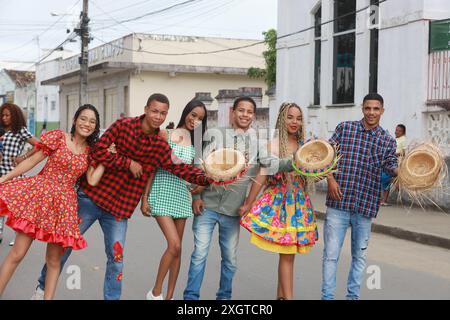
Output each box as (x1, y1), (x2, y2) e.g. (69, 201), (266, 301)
(0, 104), (100, 300)
(240, 102), (318, 300)
(142, 100), (207, 300)
(0, 103), (39, 246)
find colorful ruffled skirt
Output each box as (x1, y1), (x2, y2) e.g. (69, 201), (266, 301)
(240, 182), (318, 254)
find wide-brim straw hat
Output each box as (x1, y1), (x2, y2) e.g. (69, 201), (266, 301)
(203, 148), (247, 184)
(397, 143), (445, 192)
(293, 139), (337, 177)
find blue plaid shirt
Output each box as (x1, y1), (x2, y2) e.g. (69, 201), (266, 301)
(326, 120), (397, 218)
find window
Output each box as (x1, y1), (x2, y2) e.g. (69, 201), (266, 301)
(51, 101), (56, 111)
(314, 6), (322, 105)
(333, 0), (356, 104)
(369, 0), (379, 93)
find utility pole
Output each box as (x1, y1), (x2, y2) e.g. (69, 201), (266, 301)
(76, 0), (89, 105)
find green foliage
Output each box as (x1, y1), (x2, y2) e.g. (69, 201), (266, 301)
(247, 29), (277, 88)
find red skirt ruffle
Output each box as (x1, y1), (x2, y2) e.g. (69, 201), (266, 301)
(0, 201), (87, 250)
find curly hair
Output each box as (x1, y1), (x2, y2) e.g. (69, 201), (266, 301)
(0, 103), (27, 134)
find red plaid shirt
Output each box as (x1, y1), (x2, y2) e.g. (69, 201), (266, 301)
(80, 115), (210, 220)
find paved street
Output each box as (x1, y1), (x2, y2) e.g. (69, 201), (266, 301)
(1, 163), (450, 300)
(1, 207), (450, 300)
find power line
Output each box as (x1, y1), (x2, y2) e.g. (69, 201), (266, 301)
(34, 32), (77, 65)
(90, 0), (388, 57)
(90, 0), (159, 18)
(0, 0), (81, 56)
(90, 0), (136, 34)
(93, 0), (203, 32)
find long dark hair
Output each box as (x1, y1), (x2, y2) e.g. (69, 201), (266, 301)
(0, 103), (27, 134)
(70, 104), (101, 147)
(176, 100), (207, 161)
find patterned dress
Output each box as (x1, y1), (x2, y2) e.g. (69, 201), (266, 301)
(0, 127), (33, 176)
(240, 172), (319, 254)
(148, 130), (196, 219)
(0, 130), (89, 250)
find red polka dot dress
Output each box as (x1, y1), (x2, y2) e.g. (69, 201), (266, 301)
(0, 130), (89, 250)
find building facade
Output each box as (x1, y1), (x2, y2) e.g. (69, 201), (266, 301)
(276, 0), (450, 206)
(0, 69), (36, 134)
(39, 33), (269, 131)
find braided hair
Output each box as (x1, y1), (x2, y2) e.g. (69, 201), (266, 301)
(274, 102), (306, 186)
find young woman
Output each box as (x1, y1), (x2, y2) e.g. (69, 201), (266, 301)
(239, 102), (318, 300)
(0, 103), (39, 246)
(0, 104), (101, 300)
(141, 100), (207, 300)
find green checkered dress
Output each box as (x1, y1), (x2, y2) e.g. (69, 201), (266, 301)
(148, 130), (196, 218)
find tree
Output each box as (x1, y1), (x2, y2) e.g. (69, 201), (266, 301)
(247, 29), (277, 89)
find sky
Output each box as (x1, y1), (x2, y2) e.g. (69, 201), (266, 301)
(0, 0), (277, 68)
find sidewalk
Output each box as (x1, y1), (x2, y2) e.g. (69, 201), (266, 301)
(310, 191), (450, 250)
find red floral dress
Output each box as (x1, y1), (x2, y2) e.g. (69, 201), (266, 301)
(0, 130), (89, 250)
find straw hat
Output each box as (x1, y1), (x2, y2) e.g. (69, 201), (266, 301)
(292, 139), (338, 178)
(396, 143), (445, 192)
(203, 148), (247, 184)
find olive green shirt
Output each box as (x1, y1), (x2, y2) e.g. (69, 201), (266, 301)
(192, 127), (292, 217)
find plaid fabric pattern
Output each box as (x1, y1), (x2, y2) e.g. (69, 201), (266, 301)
(148, 130), (196, 218)
(80, 115), (210, 220)
(0, 127), (33, 176)
(326, 120), (397, 218)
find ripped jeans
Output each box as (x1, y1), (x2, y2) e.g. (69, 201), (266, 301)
(321, 207), (372, 300)
(37, 189), (128, 300)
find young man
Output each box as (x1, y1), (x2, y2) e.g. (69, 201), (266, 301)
(322, 93), (398, 300)
(183, 96), (292, 300)
(32, 93), (210, 300)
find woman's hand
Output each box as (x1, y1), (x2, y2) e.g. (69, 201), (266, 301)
(141, 199), (152, 217)
(239, 202), (252, 217)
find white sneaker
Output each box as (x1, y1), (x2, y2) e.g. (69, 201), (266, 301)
(146, 289), (163, 300)
(9, 240), (14, 246)
(30, 287), (44, 300)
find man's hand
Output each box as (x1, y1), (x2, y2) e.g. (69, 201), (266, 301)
(129, 160), (143, 179)
(327, 175), (343, 201)
(140, 199), (151, 217)
(190, 186), (205, 195)
(192, 199), (204, 215)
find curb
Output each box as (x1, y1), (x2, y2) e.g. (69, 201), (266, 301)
(315, 211), (450, 250)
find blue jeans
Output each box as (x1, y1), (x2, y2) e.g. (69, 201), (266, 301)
(37, 189), (128, 300)
(321, 207), (372, 300)
(183, 209), (240, 300)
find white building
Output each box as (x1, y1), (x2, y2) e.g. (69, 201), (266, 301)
(276, 0), (450, 206)
(0, 69), (36, 134)
(275, 0), (450, 150)
(39, 33), (268, 131)
(35, 50), (74, 135)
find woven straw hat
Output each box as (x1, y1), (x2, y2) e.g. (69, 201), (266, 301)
(397, 143), (444, 192)
(293, 140), (336, 177)
(203, 148), (247, 183)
